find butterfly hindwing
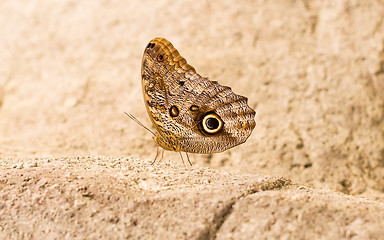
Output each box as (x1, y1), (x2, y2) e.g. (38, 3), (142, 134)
(141, 37), (256, 153)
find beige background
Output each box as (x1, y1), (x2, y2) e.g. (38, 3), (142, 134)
(1, 1), (384, 238)
(1, 0), (384, 201)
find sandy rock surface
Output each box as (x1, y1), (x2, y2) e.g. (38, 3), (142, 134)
(1, 0), (384, 239)
(1, 157), (384, 240)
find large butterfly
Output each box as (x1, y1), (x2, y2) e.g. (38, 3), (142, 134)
(129, 37), (256, 166)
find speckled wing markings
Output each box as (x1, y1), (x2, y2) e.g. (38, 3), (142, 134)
(141, 37), (256, 154)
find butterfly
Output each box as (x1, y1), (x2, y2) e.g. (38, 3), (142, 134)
(127, 37), (256, 166)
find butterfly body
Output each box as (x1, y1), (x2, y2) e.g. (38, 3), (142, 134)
(141, 37), (256, 154)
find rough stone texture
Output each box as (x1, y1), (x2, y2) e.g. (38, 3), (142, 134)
(1, 0), (384, 200)
(1, 0), (383, 201)
(1, 157), (384, 240)
(0, 157), (291, 239)
(1, 0), (384, 238)
(217, 189), (384, 240)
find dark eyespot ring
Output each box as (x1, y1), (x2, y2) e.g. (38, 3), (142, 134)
(169, 105), (179, 118)
(201, 113), (223, 134)
(157, 54), (164, 62)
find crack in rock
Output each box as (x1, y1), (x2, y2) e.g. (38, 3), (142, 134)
(197, 177), (292, 240)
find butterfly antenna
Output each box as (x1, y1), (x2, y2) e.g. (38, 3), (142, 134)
(124, 112), (156, 136)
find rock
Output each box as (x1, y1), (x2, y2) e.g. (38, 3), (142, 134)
(0, 157), (383, 239)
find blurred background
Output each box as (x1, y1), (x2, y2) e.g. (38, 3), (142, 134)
(0, 0), (383, 200)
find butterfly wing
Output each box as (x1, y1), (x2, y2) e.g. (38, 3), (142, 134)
(141, 37), (256, 153)
(141, 38), (193, 151)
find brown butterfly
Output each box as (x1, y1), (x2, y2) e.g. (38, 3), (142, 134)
(127, 37), (256, 166)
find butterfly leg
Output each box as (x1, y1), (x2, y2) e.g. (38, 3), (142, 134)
(178, 151), (186, 168)
(185, 152), (192, 166)
(151, 145), (160, 165)
(158, 148), (165, 163)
